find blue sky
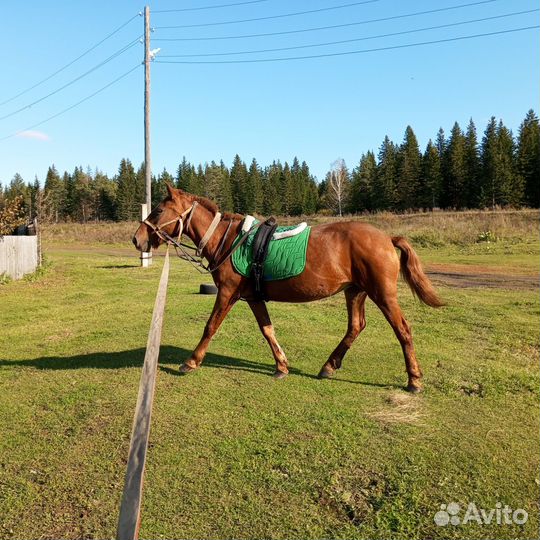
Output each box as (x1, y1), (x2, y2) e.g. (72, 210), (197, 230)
(0, 0), (538, 185)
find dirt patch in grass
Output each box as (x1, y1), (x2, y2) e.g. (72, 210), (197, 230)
(427, 262), (538, 276)
(426, 267), (538, 291)
(459, 382), (485, 397)
(321, 468), (391, 526)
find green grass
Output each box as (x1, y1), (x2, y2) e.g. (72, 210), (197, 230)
(0, 231), (538, 539)
(416, 239), (539, 274)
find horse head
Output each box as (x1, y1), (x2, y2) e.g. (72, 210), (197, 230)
(132, 184), (192, 252)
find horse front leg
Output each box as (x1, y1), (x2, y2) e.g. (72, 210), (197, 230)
(180, 288), (237, 374)
(248, 301), (289, 379)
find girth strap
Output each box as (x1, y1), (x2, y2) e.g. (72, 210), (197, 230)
(251, 216), (278, 301)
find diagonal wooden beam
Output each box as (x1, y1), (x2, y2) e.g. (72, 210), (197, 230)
(117, 248), (170, 540)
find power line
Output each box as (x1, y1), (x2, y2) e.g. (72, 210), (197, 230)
(153, 0), (270, 13)
(154, 0), (380, 29)
(153, 0), (504, 41)
(0, 13), (139, 108)
(159, 9), (537, 58)
(1, 64), (141, 142)
(154, 25), (538, 64)
(0, 37), (141, 122)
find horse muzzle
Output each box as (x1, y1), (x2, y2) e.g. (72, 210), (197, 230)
(132, 235), (149, 252)
(132, 223), (153, 252)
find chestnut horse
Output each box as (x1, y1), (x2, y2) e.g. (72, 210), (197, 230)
(133, 185), (443, 392)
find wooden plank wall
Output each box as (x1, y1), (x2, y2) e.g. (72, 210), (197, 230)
(0, 236), (39, 279)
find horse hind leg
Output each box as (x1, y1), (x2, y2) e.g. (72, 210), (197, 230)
(318, 288), (367, 379)
(374, 295), (423, 393)
(248, 301), (289, 379)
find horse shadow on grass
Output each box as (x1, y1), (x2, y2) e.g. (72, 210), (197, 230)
(0, 346), (397, 388)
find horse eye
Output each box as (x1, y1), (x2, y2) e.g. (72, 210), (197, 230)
(156, 208), (163, 214)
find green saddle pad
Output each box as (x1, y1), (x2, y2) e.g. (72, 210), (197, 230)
(232, 222), (311, 281)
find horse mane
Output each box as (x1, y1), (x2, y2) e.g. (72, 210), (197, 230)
(189, 193), (243, 221)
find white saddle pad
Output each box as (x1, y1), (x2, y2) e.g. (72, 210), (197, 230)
(242, 216), (307, 240)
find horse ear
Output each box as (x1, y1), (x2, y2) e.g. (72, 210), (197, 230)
(166, 182), (176, 198)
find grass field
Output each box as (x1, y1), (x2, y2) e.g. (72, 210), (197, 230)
(1, 210), (539, 539)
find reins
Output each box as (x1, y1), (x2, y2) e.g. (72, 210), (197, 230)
(142, 202), (257, 274)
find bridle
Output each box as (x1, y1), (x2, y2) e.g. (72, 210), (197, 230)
(142, 201), (256, 274)
(143, 203), (196, 248)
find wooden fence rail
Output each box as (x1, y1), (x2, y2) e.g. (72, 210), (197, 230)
(117, 249), (170, 540)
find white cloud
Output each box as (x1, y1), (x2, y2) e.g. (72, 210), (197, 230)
(16, 130), (50, 142)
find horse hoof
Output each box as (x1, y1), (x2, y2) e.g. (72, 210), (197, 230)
(179, 363), (197, 374)
(317, 368), (334, 379)
(406, 384), (423, 394)
(273, 370), (288, 379)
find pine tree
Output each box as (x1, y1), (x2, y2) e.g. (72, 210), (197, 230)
(177, 157), (196, 193)
(153, 168), (173, 207)
(94, 171), (116, 221)
(480, 118), (521, 207)
(177, 157), (189, 190)
(301, 161), (318, 215)
(480, 117), (498, 208)
(246, 158), (263, 213)
(6, 173), (28, 206)
(203, 161), (222, 202)
(464, 119), (481, 208)
(373, 136), (397, 210)
(116, 158), (141, 220)
(420, 140), (442, 210)
(435, 127), (450, 207)
(192, 164), (205, 196)
(217, 160), (234, 212)
(350, 151), (376, 212)
(44, 165), (65, 222)
(517, 109), (540, 207)
(281, 162), (293, 215)
(263, 161), (283, 215)
(32, 175), (52, 223)
(27, 176), (40, 219)
(443, 122), (467, 209)
(230, 154), (248, 213)
(63, 171), (75, 220)
(317, 179), (327, 211)
(396, 126), (421, 210)
(435, 128), (446, 157)
(496, 121), (521, 206)
(72, 166), (95, 222)
(289, 157), (307, 216)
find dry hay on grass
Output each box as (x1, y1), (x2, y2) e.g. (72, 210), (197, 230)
(41, 209), (539, 247)
(369, 391), (424, 425)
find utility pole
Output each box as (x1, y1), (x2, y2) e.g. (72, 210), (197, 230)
(141, 4), (152, 267)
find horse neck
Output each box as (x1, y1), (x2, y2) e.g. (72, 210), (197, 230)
(185, 203), (237, 260)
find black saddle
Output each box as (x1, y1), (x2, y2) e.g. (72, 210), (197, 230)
(251, 216), (278, 301)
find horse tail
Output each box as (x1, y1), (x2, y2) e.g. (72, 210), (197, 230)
(391, 236), (445, 308)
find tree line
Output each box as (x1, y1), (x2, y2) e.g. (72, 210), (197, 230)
(1, 110), (538, 223)
(325, 109), (539, 214)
